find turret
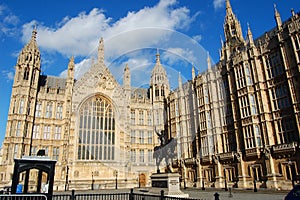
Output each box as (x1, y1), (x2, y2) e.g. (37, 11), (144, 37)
(207, 52), (212, 71)
(150, 50), (170, 102)
(191, 65), (196, 80)
(98, 37), (105, 64)
(123, 64), (131, 90)
(274, 4), (282, 30)
(247, 23), (254, 46)
(14, 28), (41, 87)
(66, 56), (75, 95)
(5, 28), (41, 158)
(149, 50), (170, 134)
(223, 0), (244, 53)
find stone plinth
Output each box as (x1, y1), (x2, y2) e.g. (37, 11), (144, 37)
(150, 173), (189, 197)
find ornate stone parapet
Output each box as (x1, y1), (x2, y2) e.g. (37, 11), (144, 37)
(244, 148), (260, 158)
(272, 142), (298, 157)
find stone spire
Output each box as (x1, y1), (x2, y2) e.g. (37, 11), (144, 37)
(223, 0), (244, 46)
(178, 72), (182, 90)
(17, 28), (40, 68)
(124, 63), (131, 90)
(67, 56), (75, 80)
(225, 0), (233, 16)
(207, 52), (211, 70)
(274, 4), (282, 29)
(98, 37), (104, 64)
(150, 49), (168, 86)
(156, 48), (161, 64)
(191, 64), (195, 80)
(247, 23), (254, 46)
(150, 51), (170, 100)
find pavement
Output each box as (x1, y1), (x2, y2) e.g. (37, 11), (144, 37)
(181, 187), (287, 200)
(55, 187), (289, 200)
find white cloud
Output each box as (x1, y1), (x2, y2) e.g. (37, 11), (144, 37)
(22, 9), (110, 57)
(2, 70), (14, 81)
(193, 35), (202, 42)
(20, 0), (209, 86)
(0, 4), (19, 37)
(60, 58), (92, 79)
(21, 0), (192, 58)
(162, 47), (195, 66)
(213, 0), (225, 10)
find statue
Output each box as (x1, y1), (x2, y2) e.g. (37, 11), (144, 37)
(153, 129), (176, 173)
(156, 130), (167, 146)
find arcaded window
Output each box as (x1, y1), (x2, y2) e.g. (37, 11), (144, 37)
(77, 95), (115, 161)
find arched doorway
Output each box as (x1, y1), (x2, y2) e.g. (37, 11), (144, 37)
(139, 173), (146, 187)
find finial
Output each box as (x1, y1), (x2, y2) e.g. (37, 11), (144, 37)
(68, 56), (75, 70)
(207, 52), (211, 70)
(291, 8), (295, 17)
(125, 63), (129, 71)
(156, 48), (160, 64)
(31, 24), (37, 41)
(178, 72), (182, 88)
(225, 0), (233, 14)
(98, 37), (104, 64)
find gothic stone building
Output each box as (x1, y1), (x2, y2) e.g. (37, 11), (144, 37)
(1, 0), (300, 191)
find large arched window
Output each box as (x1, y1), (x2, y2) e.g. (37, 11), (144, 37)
(77, 95), (115, 161)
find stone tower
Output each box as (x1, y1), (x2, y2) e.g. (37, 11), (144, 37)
(4, 28), (41, 162)
(149, 50), (170, 136)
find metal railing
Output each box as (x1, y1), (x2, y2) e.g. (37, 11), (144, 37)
(0, 194), (47, 200)
(0, 189), (206, 200)
(51, 189), (205, 200)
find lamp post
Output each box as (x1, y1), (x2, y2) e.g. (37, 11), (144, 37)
(224, 169), (228, 191)
(65, 166), (69, 191)
(114, 170), (118, 189)
(253, 179), (257, 192)
(91, 171), (94, 190)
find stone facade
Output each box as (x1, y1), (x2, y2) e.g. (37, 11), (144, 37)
(168, 0), (300, 190)
(0, 0), (299, 191)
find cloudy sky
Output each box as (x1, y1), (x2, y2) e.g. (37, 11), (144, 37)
(0, 0), (298, 144)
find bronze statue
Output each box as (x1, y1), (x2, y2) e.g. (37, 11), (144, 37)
(153, 128), (176, 173)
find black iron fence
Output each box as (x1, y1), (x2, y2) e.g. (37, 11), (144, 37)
(1, 189), (206, 200)
(0, 194), (47, 200)
(52, 189), (205, 200)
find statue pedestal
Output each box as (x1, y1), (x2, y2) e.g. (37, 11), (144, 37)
(150, 173), (189, 198)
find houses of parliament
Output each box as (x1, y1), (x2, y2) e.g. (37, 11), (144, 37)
(0, 0), (299, 191)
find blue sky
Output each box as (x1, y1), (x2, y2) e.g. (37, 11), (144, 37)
(0, 0), (298, 145)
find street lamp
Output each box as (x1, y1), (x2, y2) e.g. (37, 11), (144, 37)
(65, 166), (69, 191)
(224, 169), (228, 191)
(91, 171), (94, 190)
(202, 179), (205, 190)
(114, 170), (118, 189)
(253, 179), (257, 192)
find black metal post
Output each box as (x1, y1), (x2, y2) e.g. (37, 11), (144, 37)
(71, 190), (75, 200)
(91, 172), (94, 190)
(65, 166), (69, 191)
(202, 179), (205, 190)
(253, 179), (257, 192)
(160, 190), (165, 200)
(115, 171), (118, 189)
(129, 188), (134, 200)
